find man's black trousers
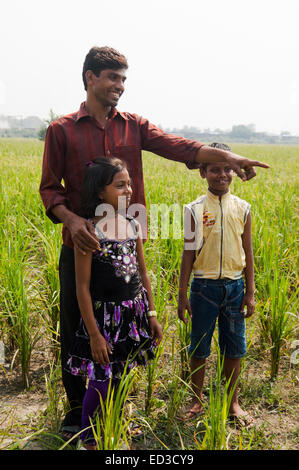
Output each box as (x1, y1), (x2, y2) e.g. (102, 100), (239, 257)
(59, 244), (86, 427)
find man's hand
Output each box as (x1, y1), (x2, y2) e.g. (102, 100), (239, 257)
(67, 214), (100, 255)
(196, 146), (270, 181)
(51, 205), (100, 254)
(224, 152), (270, 181)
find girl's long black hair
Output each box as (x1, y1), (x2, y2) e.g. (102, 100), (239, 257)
(81, 156), (127, 218)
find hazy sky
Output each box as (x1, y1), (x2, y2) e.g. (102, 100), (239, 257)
(1, 0), (299, 134)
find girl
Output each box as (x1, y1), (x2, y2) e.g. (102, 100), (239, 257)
(67, 157), (162, 449)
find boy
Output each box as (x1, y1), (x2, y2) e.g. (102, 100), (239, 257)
(178, 143), (255, 427)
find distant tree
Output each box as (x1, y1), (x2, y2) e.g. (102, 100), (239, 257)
(230, 124), (255, 139)
(38, 109), (61, 140)
(23, 115), (43, 129)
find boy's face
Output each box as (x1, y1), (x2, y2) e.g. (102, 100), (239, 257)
(200, 162), (234, 195)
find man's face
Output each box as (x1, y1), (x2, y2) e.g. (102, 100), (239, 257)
(87, 68), (127, 107)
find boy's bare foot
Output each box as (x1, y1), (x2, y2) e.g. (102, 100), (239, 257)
(180, 399), (204, 421)
(229, 403), (254, 428)
(229, 412), (255, 429)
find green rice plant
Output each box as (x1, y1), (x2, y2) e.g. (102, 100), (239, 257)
(25, 215), (61, 357)
(165, 344), (189, 431)
(59, 368), (136, 450)
(0, 150), (43, 355)
(91, 366), (136, 450)
(2, 255), (39, 388)
(176, 315), (191, 381)
(259, 298), (272, 352)
(143, 273), (171, 416)
(196, 349), (236, 450)
(0, 218), (41, 387)
(145, 243), (180, 323)
(237, 431), (255, 450)
(145, 339), (165, 415)
(44, 357), (64, 431)
(261, 273), (298, 379)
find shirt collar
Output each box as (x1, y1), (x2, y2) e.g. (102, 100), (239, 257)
(75, 102), (128, 122)
(206, 188), (231, 201)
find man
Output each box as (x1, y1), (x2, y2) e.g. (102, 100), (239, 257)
(39, 46), (269, 440)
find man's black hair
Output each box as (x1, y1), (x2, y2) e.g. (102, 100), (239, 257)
(82, 46), (128, 91)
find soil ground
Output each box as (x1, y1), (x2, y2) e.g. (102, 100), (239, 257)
(1, 344), (298, 451)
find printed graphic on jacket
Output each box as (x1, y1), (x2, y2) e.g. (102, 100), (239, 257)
(203, 210), (216, 227)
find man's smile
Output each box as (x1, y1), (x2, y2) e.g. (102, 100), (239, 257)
(109, 91), (122, 99)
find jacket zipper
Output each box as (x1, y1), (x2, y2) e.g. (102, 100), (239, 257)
(219, 196), (223, 278)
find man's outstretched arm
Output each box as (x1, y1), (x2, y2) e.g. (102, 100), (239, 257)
(138, 117), (269, 180)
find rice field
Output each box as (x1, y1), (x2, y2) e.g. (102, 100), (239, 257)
(0, 138), (298, 450)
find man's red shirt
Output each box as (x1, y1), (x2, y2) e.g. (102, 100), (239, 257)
(39, 102), (203, 249)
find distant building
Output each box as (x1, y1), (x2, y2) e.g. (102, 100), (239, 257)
(0, 118), (9, 129)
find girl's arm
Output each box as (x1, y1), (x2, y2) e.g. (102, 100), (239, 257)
(135, 224), (163, 346)
(74, 248), (112, 364)
(241, 211), (255, 318)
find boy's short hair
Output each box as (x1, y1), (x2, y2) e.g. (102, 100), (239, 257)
(82, 46), (128, 91)
(200, 142), (232, 171)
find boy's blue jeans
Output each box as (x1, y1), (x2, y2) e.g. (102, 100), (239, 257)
(189, 278), (246, 360)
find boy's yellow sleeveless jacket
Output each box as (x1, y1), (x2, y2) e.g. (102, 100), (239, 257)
(184, 190), (251, 280)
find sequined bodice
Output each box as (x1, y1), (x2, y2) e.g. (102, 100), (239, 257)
(89, 217), (142, 302)
(93, 238), (138, 284)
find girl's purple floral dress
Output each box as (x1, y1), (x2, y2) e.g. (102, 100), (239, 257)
(67, 217), (156, 381)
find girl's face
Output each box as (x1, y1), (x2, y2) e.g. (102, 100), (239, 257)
(99, 168), (132, 210)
